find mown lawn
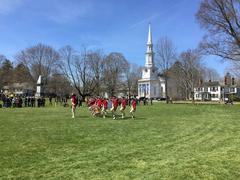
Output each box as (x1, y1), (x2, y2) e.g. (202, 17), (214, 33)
(0, 103), (240, 179)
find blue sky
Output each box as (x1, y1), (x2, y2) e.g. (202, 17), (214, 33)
(0, 0), (229, 75)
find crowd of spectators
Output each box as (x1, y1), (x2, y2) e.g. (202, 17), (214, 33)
(0, 94), (46, 108)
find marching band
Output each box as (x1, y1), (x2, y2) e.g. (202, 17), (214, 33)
(84, 96), (137, 120)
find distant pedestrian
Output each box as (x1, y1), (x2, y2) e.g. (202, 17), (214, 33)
(78, 98), (82, 107)
(49, 97), (52, 106)
(71, 93), (77, 118)
(143, 98), (146, 105)
(24, 97), (28, 107)
(42, 98), (46, 107)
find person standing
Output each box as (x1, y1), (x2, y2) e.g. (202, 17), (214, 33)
(71, 93), (77, 118)
(24, 97), (28, 107)
(130, 98), (137, 119)
(78, 97), (82, 107)
(120, 97), (127, 119)
(49, 96), (52, 106)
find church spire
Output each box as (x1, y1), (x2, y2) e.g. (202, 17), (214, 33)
(145, 23), (154, 68)
(147, 23), (152, 45)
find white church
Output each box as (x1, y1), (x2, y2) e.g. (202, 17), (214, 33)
(138, 24), (166, 99)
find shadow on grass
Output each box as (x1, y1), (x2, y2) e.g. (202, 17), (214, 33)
(113, 115), (147, 121)
(75, 114), (147, 121)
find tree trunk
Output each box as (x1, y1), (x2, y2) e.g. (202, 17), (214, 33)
(191, 91), (195, 104)
(165, 76), (169, 104)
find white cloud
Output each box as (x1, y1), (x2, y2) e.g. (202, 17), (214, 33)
(0, 0), (25, 15)
(129, 14), (159, 30)
(0, 0), (94, 23)
(46, 0), (93, 23)
(129, 0), (189, 30)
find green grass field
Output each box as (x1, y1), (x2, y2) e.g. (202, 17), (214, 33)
(0, 103), (240, 179)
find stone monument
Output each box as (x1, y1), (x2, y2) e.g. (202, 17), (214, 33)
(35, 75), (42, 97)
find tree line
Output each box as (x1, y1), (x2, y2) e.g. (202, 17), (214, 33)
(0, 42), (220, 101)
(1, 0), (239, 101)
(0, 45), (141, 99)
(157, 0), (240, 101)
(196, 0), (240, 80)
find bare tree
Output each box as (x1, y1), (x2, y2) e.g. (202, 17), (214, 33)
(155, 37), (176, 103)
(16, 43), (60, 82)
(59, 46), (103, 99)
(103, 52), (129, 97)
(167, 62), (187, 100)
(124, 63), (142, 98)
(47, 72), (72, 97)
(203, 67), (220, 81)
(0, 54), (6, 65)
(196, 0), (240, 61)
(0, 54), (6, 89)
(228, 61), (240, 78)
(178, 50), (204, 102)
(59, 46), (86, 99)
(86, 50), (105, 96)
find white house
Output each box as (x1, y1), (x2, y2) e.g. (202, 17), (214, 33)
(2, 82), (34, 96)
(138, 24), (166, 99)
(194, 80), (238, 101)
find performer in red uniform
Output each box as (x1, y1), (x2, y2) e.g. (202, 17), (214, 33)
(71, 93), (77, 118)
(120, 97), (127, 119)
(101, 98), (108, 118)
(130, 98), (137, 119)
(111, 97), (118, 119)
(96, 98), (102, 108)
(88, 98), (95, 107)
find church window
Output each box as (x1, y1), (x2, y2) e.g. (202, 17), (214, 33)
(142, 84), (146, 96)
(146, 84), (149, 95)
(154, 87), (156, 95)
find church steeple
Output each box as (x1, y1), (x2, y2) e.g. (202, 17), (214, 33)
(145, 23), (154, 68)
(138, 23), (164, 99)
(147, 23), (152, 45)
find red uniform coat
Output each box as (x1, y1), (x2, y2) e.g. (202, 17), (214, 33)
(71, 95), (77, 107)
(96, 99), (102, 108)
(112, 98), (118, 109)
(121, 99), (127, 109)
(132, 100), (137, 110)
(102, 99), (108, 109)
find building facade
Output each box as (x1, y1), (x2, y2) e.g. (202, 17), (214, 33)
(138, 24), (165, 99)
(194, 79), (238, 101)
(2, 82), (34, 96)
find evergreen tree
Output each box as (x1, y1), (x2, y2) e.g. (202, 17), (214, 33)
(0, 59), (14, 86)
(13, 63), (33, 83)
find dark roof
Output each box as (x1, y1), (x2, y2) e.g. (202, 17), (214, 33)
(201, 81), (220, 87)
(197, 81), (238, 88)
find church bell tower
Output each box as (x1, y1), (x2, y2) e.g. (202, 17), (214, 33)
(145, 24), (154, 68)
(138, 24), (161, 99)
(142, 24), (157, 80)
